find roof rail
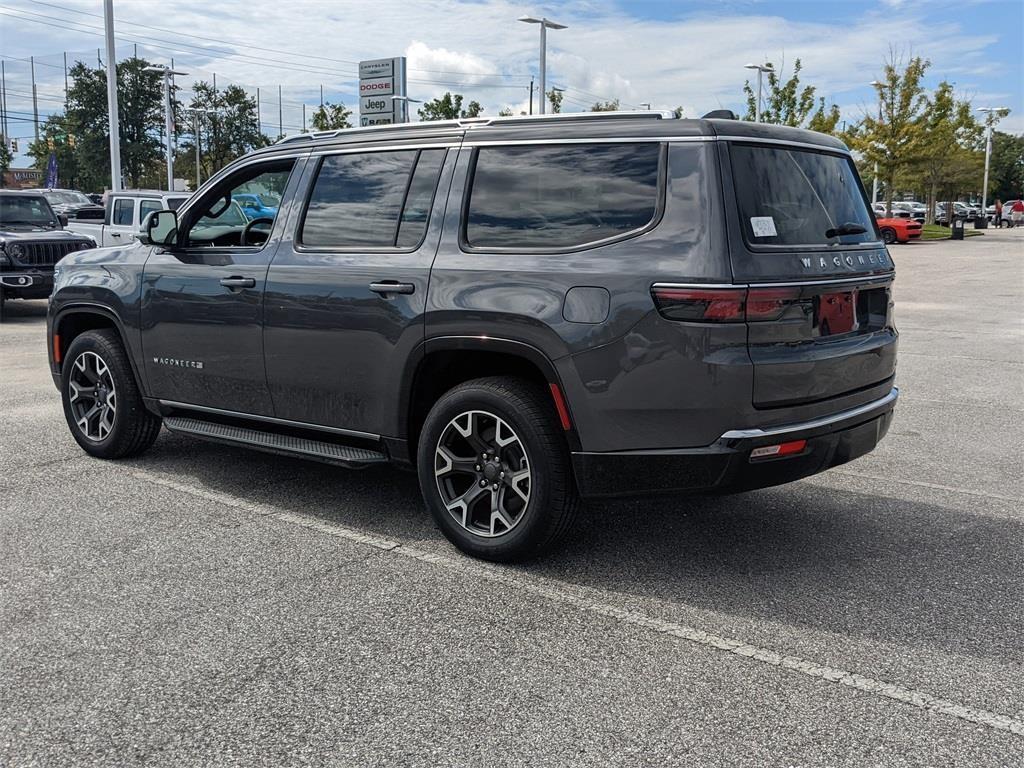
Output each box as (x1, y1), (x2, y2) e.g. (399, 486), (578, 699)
(275, 110), (678, 145)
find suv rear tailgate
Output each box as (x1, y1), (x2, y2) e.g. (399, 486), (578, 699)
(747, 275), (896, 408)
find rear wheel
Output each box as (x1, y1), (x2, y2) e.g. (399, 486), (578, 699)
(417, 377), (580, 562)
(61, 329), (162, 459)
(880, 227), (897, 245)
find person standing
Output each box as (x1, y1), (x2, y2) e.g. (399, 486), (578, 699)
(993, 198), (1003, 228)
(1011, 198), (1024, 228)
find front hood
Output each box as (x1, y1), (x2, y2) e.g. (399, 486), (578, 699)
(0, 227), (93, 243)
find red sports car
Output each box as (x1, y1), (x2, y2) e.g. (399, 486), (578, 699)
(875, 216), (922, 244)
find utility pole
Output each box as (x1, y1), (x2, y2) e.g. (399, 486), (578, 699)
(278, 85), (283, 137)
(744, 62), (773, 123)
(528, 78), (534, 115)
(320, 84), (323, 107)
(302, 103), (306, 132)
(63, 52), (68, 108)
(256, 87), (261, 134)
(103, 0), (122, 190)
(1, 61), (8, 140)
(869, 80), (883, 205)
(30, 56), (39, 141)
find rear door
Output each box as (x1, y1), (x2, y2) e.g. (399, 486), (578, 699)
(722, 140), (897, 409)
(263, 139), (457, 436)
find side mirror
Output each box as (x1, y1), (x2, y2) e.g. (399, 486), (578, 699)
(58, 213), (69, 227)
(138, 209), (178, 247)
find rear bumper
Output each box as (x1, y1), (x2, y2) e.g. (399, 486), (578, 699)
(572, 387), (898, 499)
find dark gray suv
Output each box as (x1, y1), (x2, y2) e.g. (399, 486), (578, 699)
(47, 111), (897, 561)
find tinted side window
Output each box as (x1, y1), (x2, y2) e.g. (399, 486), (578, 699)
(397, 150), (445, 248)
(465, 143), (661, 249)
(301, 148), (444, 249)
(112, 198), (135, 226)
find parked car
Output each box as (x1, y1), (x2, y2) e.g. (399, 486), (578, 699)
(233, 192), (279, 221)
(47, 112), (899, 561)
(893, 201), (926, 221)
(41, 189), (105, 221)
(68, 189), (189, 247)
(875, 215), (922, 244)
(994, 200), (1021, 227)
(0, 190), (94, 319)
(872, 201), (911, 219)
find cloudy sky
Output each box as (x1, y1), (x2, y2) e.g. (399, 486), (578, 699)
(0, 0), (1021, 167)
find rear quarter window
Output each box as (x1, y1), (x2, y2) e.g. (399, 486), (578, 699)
(463, 143), (663, 250)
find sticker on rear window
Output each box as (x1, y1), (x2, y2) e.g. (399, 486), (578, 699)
(750, 216), (777, 237)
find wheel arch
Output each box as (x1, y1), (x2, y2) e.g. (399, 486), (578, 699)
(400, 336), (582, 463)
(52, 304), (147, 398)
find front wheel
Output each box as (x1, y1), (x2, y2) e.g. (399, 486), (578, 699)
(880, 227), (897, 245)
(417, 377), (580, 562)
(61, 329), (162, 459)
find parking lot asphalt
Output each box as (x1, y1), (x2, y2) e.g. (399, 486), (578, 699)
(2, 228), (1022, 767)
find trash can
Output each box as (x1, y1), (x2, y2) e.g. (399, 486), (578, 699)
(974, 217), (988, 229)
(951, 218), (965, 240)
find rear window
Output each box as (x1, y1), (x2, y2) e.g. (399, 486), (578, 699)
(731, 144), (876, 247)
(464, 143), (662, 250)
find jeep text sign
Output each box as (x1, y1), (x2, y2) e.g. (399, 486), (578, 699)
(358, 57), (407, 125)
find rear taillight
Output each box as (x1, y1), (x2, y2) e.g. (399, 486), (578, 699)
(652, 286), (800, 323)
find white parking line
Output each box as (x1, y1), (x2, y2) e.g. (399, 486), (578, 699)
(133, 469), (1024, 738)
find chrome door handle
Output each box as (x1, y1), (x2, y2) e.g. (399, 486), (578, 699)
(369, 281), (415, 296)
(220, 276), (256, 289)
(109, 232), (122, 237)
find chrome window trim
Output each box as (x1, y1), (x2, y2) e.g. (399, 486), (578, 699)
(157, 400), (380, 440)
(719, 387), (899, 440)
(308, 142), (461, 157)
(462, 136), (711, 147)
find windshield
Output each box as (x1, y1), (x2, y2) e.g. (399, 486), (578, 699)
(0, 195), (58, 227)
(731, 143), (876, 247)
(44, 190), (92, 205)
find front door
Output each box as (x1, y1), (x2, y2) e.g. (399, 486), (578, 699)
(263, 142), (455, 436)
(140, 156), (301, 415)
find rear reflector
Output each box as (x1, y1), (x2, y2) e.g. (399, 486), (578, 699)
(652, 286), (800, 323)
(749, 439), (807, 460)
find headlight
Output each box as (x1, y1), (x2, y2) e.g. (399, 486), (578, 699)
(8, 244), (23, 259)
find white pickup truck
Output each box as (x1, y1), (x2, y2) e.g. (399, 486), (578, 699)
(68, 189), (189, 247)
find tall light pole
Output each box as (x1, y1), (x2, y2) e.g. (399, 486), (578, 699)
(518, 16), (567, 115)
(977, 107), (1009, 215)
(869, 80), (884, 205)
(103, 0), (122, 191)
(744, 62), (773, 123)
(145, 65), (188, 191)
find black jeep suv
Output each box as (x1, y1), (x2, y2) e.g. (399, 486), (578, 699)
(1, 190), (94, 319)
(48, 111), (898, 561)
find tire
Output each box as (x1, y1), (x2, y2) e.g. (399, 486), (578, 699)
(417, 376), (581, 562)
(880, 227), (897, 245)
(61, 328), (162, 459)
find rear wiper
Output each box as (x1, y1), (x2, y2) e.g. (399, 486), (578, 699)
(825, 223), (867, 239)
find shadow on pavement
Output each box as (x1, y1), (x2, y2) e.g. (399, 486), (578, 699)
(0, 298), (49, 324)
(129, 432), (1023, 666)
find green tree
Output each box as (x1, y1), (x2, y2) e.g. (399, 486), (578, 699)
(417, 93), (482, 120)
(590, 99), (619, 112)
(0, 136), (11, 187)
(179, 82), (268, 185)
(310, 101), (353, 130)
(498, 107), (514, 117)
(547, 89), (563, 114)
(742, 58), (838, 130)
(846, 54), (930, 215)
(27, 115), (81, 188)
(672, 106), (685, 118)
(907, 81), (983, 222)
(989, 129), (1024, 201)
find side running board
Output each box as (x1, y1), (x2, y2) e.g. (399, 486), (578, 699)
(163, 416), (388, 466)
